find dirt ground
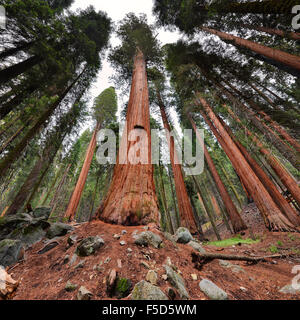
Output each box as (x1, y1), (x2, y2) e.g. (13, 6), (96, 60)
(4, 211), (300, 300)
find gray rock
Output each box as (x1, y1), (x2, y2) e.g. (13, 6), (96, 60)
(46, 223), (73, 239)
(113, 234), (121, 240)
(131, 280), (168, 300)
(32, 207), (51, 220)
(120, 241), (126, 246)
(134, 231), (162, 248)
(69, 254), (78, 266)
(67, 235), (77, 247)
(127, 248), (133, 253)
(104, 257), (111, 264)
(174, 227), (193, 244)
(188, 241), (206, 253)
(219, 260), (245, 274)
(164, 265), (189, 299)
(65, 281), (78, 292)
(163, 232), (175, 242)
(199, 279), (228, 300)
(0, 239), (23, 267)
(279, 284), (300, 295)
(77, 286), (93, 300)
(121, 230), (127, 235)
(76, 236), (104, 257)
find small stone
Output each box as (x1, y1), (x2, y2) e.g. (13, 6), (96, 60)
(174, 227), (193, 244)
(67, 235), (78, 247)
(121, 230), (127, 235)
(117, 259), (122, 268)
(74, 260), (85, 269)
(166, 257), (172, 267)
(38, 240), (59, 254)
(113, 234), (121, 240)
(65, 281), (78, 292)
(143, 226), (149, 230)
(199, 279), (228, 300)
(134, 231), (163, 248)
(127, 248), (133, 253)
(120, 241), (126, 246)
(162, 274), (168, 281)
(279, 284), (300, 295)
(191, 274), (198, 281)
(140, 261), (150, 269)
(146, 270), (158, 285)
(46, 223), (73, 239)
(188, 241), (206, 253)
(164, 265), (189, 299)
(240, 287), (247, 292)
(77, 286), (93, 300)
(104, 257), (111, 264)
(167, 287), (176, 300)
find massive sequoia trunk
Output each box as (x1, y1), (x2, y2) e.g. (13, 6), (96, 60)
(224, 104), (300, 208)
(157, 89), (198, 233)
(95, 50), (159, 226)
(195, 94), (297, 232)
(188, 113), (247, 233)
(65, 122), (101, 221)
(201, 27), (300, 77)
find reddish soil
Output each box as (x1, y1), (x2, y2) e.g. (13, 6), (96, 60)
(4, 216), (300, 300)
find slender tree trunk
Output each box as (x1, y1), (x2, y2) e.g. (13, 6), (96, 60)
(0, 41), (35, 60)
(224, 103), (300, 208)
(0, 55), (43, 86)
(89, 173), (101, 222)
(157, 89), (198, 233)
(158, 164), (174, 234)
(201, 27), (300, 77)
(40, 165), (64, 206)
(218, 113), (300, 226)
(96, 50), (159, 226)
(49, 164), (72, 218)
(192, 174), (221, 240)
(221, 80), (299, 168)
(65, 122), (101, 221)
(189, 192), (205, 238)
(167, 164), (180, 229)
(241, 24), (300, 41)
(188, 113), (247, 232)
(195, 94), (297, 232)
(0, 71), (83, 177)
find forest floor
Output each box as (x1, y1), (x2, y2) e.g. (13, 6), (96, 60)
(4, 203), (300, 300)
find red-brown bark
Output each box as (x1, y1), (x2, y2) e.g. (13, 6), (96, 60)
(96, 50), (159, 225)
(202, 27), (300, 74)
(65, 123), (101, 221)
(224, 104), (300, 208)
(157, 90), (198, 233)
(188, 113), (247, 232)
(218, 114), (300, 226)
(195, 94), (298, 232)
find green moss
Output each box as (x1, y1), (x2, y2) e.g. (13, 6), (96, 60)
(277, 240), (283, 246)
(205, 237), (260, 247)
(115, 278), (131, 298)
(269, 245), (279, 253)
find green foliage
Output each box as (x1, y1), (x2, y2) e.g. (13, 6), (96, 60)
(206, 237), (260, 247)
(269, 244), (279, 253)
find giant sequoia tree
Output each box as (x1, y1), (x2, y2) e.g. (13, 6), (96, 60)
(95, 14), (161, 226)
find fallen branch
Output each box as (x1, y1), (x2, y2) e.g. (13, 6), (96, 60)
(191, 252), (297, 270)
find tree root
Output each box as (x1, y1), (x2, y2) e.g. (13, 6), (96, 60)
(191, 251), (298, 270)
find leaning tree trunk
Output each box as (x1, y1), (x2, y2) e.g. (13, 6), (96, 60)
(157, 89), (198, 233)
(65, 122), (101, 221)
(0, 55), (43, 86)
(167, 165), (180, 229)
(224, 104), (300, 208)
(218, 114), (300, 226)
(95, 50), (159, 226)
(0, 70), (84, 178)
(240, 24), (300, 41)
(195, 94), (297, 232)
(188, 113), (247, 233)
(201, 27), (300, 77)
(0, 41), (35, 60)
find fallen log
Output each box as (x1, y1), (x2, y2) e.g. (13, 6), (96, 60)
(191, 251), (297, 270)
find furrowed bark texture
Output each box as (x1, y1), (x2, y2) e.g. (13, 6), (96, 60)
(96, 50), (159, 226)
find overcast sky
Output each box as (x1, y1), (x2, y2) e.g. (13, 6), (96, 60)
(71, 0), (181, 113)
